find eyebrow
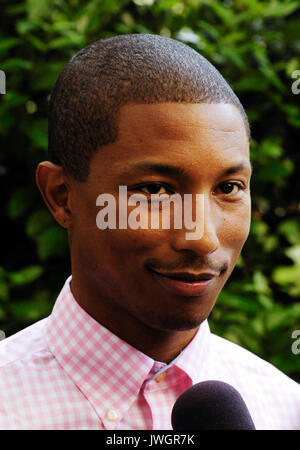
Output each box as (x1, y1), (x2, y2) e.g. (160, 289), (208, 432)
(222, 160), (253, 176)
(126, 163), (187, 177)
(125, 160), (253, 178)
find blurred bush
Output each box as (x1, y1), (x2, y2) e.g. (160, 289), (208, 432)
(0, 0), (299, 379)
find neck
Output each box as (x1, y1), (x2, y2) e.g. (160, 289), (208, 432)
(70, 274), (199, 363)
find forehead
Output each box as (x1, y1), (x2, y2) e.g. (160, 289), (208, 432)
(117, 102), (248, 148)
(89, 102), (250, 181)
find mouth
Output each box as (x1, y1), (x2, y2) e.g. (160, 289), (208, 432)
(148, 269), (219, 297)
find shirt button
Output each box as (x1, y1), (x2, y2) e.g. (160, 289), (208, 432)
(106, 409), (119, 421)
(155, 371), (167, 383)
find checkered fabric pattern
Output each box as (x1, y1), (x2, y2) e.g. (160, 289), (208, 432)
(0, 276), (299, 429)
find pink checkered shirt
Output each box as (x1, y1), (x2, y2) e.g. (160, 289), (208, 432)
(0, 276), (299, 430)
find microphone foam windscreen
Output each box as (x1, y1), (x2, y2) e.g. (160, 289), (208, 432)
(171, 380), (256, 430)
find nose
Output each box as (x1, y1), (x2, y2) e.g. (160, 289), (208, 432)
(170, 193), (220, 255)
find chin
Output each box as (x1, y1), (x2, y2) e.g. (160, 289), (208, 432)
(146, 312), (208, 332)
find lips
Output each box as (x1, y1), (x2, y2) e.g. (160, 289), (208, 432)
(152, 271), (218, 281)
(148, 269), (218, 297)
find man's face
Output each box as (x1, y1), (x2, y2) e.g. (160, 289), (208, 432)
(69, 103), (251, 333)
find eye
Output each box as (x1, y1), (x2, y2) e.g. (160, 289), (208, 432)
(217, 182), (245, 195)
(139, 183), (171, 195)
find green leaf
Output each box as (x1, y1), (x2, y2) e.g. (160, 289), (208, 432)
(286, 246), (300, 265)
(8, 189), (33, 220)
(9, 291), (53, 320)
(278, 220), (300, 245)
(250, 219), (268, 236)
(16, 19), (39, 34)
(257, 159), (293, 181)
(37, 226), (68, 260)
(26, 34), (48, 52)
(23, 119), (48, 149)
(26, 210), (54, 238)
(0, 58), (33, 72)
(218, 292), (262, 313)
(235, 76), (270, 91)
(257, 294), (274, 310)
(0, 91), (28, 110)
(0, 38), (21, 55)
(272, 265), (300, 287)
(266, 306), (300, 332)
(259, 138), (283, 159)
(9, 265), (43, 286)
(262, 1), (300, 18)
(252, 271), (272, 295)
(30, 62), (65, 90)
(176, 27), (199, 44)
(209, 1), (236, 26)
(26, 0), (53, 20)
(0, 266), (9, 302)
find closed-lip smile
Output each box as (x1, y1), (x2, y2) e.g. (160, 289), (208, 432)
(148, 269), (218, 296)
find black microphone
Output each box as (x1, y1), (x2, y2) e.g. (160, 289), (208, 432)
(171, 380), (256, 430)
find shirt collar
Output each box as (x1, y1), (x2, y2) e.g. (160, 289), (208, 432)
(174, 317), (211, 385)
(44, 276), (211, 428)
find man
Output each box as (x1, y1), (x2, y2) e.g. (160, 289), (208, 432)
(0, 34), (299, 430)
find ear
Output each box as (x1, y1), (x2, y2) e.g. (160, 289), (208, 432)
(35, 161), (72, 229)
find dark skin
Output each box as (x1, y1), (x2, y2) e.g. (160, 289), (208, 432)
(36, 103), (252, 363)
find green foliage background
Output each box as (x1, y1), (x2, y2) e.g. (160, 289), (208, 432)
(0, 0), (300, 380)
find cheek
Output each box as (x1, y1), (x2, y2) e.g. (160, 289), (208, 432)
(221, 202), (251, 250)
(104, 228), (167, 258)
(73, 191), (167, 269)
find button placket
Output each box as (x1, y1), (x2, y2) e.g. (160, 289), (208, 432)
(106, 409), (119, 421)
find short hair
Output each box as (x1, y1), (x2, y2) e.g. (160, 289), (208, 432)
(48, 34), (250, 181)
